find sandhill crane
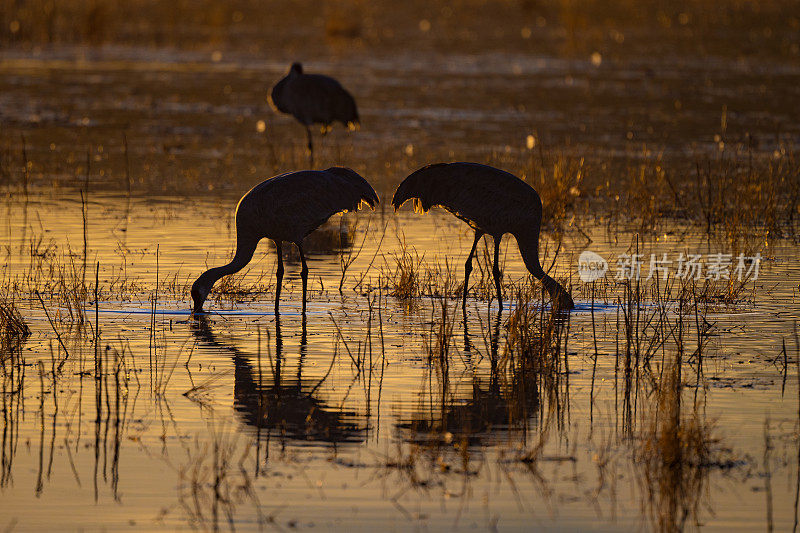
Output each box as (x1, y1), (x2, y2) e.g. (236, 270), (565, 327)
(392, 162), (574, 311)
(191, 167), (378, 315)
(269, 63), (359, 166)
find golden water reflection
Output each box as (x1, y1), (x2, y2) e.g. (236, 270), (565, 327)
(1, 188), (799, 530)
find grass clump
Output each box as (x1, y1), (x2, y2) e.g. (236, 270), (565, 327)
(636, 356), (718, 533)
(0, 296), (30, 357)
(385, 240), (423, 302)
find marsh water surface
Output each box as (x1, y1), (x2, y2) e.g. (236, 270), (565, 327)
(2, 37), (800, 531)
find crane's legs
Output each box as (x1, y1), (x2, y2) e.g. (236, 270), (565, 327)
(462, 230), (484, 310)
(305, 126), (314, 167)
(274, 240), (284, 315)
(298, 313), (307, 381)
(274, 313), (283, 382)
(492, 236), (503, 310)
(298, 243), (308, 314)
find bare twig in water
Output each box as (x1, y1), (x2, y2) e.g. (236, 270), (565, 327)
(34, 290), (71, 373)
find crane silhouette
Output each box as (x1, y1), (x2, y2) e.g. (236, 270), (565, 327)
(191, 167), (378, 315)
(269, 62), (359, 166)
(392, 162), (574, 311)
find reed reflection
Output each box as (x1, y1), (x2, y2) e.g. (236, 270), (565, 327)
(396, 305), (563, 446)
(192, 315), (366, 445)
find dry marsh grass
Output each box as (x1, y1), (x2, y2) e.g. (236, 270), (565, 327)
(505, 284), (565, 366)
(694, 146), (800, 242)
(176, 421), (266, 531)
(212, 268), (273, 308)
(15, 239), (91, 323)
(0, 3), (796, 522)
(382, 237), (513, 304)
(2, 130), (797, 259)
(602, 145), (800, 241)
(502, 282), (569, 422)
(384, 240), (424, 302)
(635, 354), (720, 533)
(0, 295), (29, 357)
(397, 280), (571, 447)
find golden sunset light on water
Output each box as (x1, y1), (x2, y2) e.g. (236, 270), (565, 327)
(1, 1), (800, 531)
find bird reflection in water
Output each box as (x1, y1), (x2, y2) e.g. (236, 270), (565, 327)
(191, 315), (367, 445)
(268, 214), (357, 261)
(396, 306), (565, 447)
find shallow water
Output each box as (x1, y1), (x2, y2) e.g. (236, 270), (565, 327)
(2, 28), (800, 530)
(0, 185), (799, 531)
(3, 43), (800, 199)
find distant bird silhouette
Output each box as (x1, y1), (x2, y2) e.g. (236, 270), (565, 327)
(191, 167), (378, 315)
(392, 162), (574, 311)
(269, 62), (359, 166)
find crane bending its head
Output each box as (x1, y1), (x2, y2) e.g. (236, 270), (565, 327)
(191, 167), (379, 315)
(391, 162), (574, 312)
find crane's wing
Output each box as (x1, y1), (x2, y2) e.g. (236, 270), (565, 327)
(391, 162), (541, 231)
(238, 168), (377, 242)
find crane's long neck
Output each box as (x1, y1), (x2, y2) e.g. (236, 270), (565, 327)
(514, 230), (574, 309)
(201, 232), (259, 289)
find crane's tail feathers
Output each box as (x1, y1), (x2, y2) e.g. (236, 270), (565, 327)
(324, 167), (379, 210)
